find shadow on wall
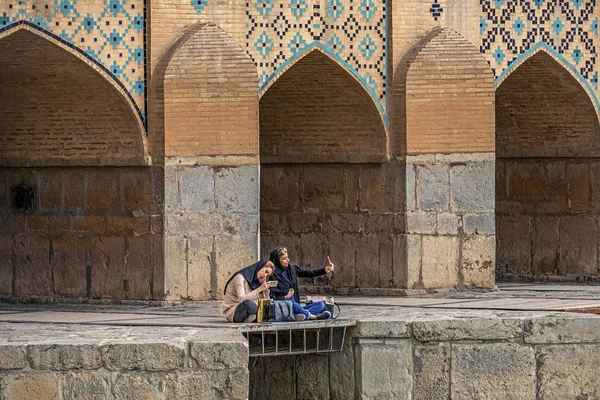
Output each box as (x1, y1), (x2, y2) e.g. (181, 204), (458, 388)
(496, 50), (600, 281)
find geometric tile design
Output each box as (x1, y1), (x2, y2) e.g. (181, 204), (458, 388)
(241, 0), (388, 124)
(0, 0), (146, 122)
(480, 0), (599, 108)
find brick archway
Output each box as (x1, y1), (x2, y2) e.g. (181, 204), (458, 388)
(496, 49), (600, 280)
(0, 25), (148, 167)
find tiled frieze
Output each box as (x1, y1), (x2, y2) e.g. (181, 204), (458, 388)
(243, 0), (389, 125)
(0, 0), (146, 122)
(480, 0), (599, 108)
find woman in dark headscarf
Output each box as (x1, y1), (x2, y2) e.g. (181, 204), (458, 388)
(268, 247), (334, 320)
(221, 260), (274, 323)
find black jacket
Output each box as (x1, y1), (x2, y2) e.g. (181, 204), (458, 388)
(268, 249), (327, 303)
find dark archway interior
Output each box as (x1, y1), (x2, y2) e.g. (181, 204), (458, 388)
(259, 50), (405, 289)
(496, 51), (600, 279)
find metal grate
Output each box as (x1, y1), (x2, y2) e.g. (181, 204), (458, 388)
(241, 319), (355, 357)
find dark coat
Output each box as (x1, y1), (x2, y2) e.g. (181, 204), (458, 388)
(268, 248), (326, 303)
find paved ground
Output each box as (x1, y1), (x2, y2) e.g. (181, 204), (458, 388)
(1, 283), (600, 339)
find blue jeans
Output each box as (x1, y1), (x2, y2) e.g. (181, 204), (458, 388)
(290, 299), (325, 318)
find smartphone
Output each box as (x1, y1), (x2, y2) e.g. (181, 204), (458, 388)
(268, 280), (279, 288)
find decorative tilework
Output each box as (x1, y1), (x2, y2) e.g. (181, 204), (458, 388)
(0, 0), (146, 122)
(430, 3), (442, 21)
(480, 0), (599, 109)
(244, 0), (388, 124)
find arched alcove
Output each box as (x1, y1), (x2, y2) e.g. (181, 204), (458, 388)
(496, 49), (600, 279)
(259, 49), (387, 164)
(0, 28), (147, 167)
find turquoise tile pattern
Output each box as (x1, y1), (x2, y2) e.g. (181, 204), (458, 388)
(0, 0), (146, 121)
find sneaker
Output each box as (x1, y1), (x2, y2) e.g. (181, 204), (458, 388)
(243, 314), (257, 323)
(315, 311), (331, 320)
(295, 314), (307, 321)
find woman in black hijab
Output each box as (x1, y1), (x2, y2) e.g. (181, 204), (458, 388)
(222, 260), (274, 323)
(268, 247), (334, 320)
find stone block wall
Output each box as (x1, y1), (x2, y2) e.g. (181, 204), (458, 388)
(260, 160), (406, 289)
(0, 332), (248, 400)
(497, 158), (600, 279)
(249, 316), (600, 399)
(164, 160), (259, 300)
(0, 167), (163, 300)
(405, 154), (495, 289)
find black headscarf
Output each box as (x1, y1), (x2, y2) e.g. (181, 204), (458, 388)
(223, 260), (268, 295)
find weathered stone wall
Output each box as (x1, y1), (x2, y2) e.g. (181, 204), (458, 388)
(0, 167), (163, 300)
(405, 153), (495, 289)
(0, 326), (249, 400)
(164, 159), (259, 300)
(260, 160), (406, 289)
(249, 315), (600, 399)
(497, 158), (600, 279)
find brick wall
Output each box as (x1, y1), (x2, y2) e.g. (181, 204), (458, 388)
(260, 162), (406, 289)
(163, 23), (259, 157)
(0, 167), (163, 300)
(0, 30), (146, 167)
(496, 51), (600, 279)
(260, 50), (387, 164)
(405, 29), (495, 155)
(496, 51), (600, 158)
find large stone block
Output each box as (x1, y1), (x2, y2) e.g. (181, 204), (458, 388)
(414, 344), (450, 400)
(412, 318), (521, 342)
(189, 341), (248, 370)
(288, 212), (319, 233)
(165, 235), (188, 300)
(537, 345), (600, 399)
(531, 217), (559, 275)
(14, 235), (52, 296)
(406, 163), (416, 211)
(252, 356), (295, 399)
(223, 213), (259, 235)
(450, 162), (494, 212)
(0, 235), (12, 295)
(28, 345), (102, 371)
(463, 212), (495, 235)
(363, 213), (394, 234)
(164, 166), (179, 213)
(451, 343), (536, 400)
(421, 236), (459, 288)
(355, 339), (412, 400)
(524, 317), (600, 344)
(210, 369), (249, 400)
(0, 373), (59, 400)
(164, 213), (223, 235)
(356, 235), (380, 287)
(297, 355), (329, 400)
(63, 170), (84, 212)
(301, 232), (329, 283)
(330, 234), (356, 287)
(355, 320), (409, 338)
(330, 342), (355, 400)
(496, 215), (531, 275)
(567, 162), (591, 213)
(121, 169), (152, 214)
(162, 371), (213, 400)
(406, 210), (436, 235)
(215, 166), (259, 213)
(38, 171), (61, 213)
(304, 167), (348, 210)
(260, 167), (302, 211)
(506, 162), (545, 201)
(379, 235), (394, 287)
(405, 234), (422, 288)
(0, 346), (26, 370)
(125, 236), (153, 300)
(392, 234), (407, 288)
(436, 212), (460, 235)
(215, 234), (258, 299)
(90, 236), (126, 299)
(544, 161), (567, 202)
(179, 166), (214, 213)
(559, 216), (597, 275)
(52, 235), (88, 298)
(187, 236), (213, 300)
(113, 374), (161, 400)
(101, 343), (184, 371)
(63, 372), (110, 400)
(417, 164), (449, 211)
(323, 213), (362, 234)
(461, 235), (495, 288)
(85, 170), (119, 211)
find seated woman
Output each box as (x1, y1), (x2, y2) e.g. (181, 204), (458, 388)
(222, 260), (274, 323)
(268, 247), (334, 321)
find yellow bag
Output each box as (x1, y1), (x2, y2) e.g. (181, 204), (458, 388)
(256, 299), (271, 322)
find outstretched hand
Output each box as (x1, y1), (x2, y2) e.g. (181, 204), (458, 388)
(325, 256), (335, 273)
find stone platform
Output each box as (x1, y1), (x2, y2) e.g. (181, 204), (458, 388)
(2, 283), (600, 399)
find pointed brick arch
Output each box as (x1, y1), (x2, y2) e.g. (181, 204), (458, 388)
(260, 48), (388, 164)
(162, 22), (259, 158)
(405, 28), (495, 155)
(0, 24), (147, 166)
(496, 49), (600, 158)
